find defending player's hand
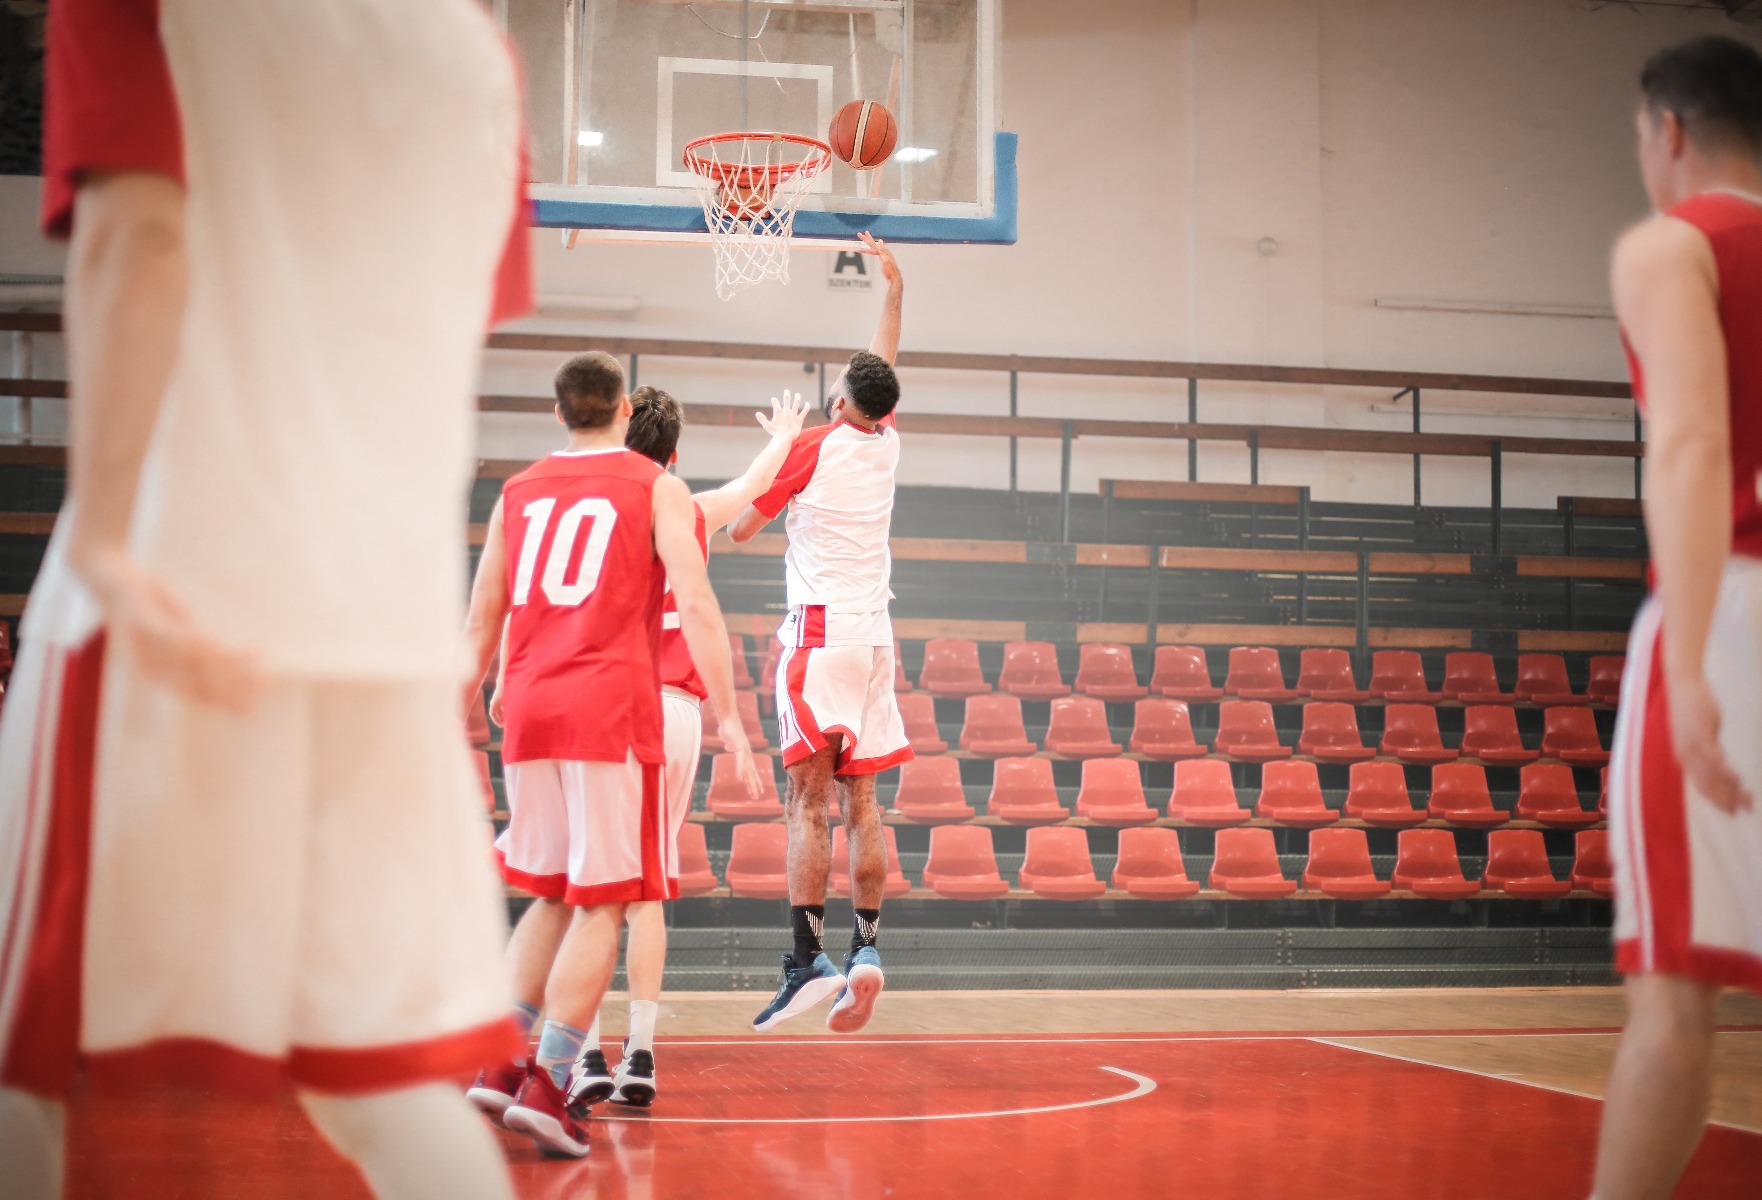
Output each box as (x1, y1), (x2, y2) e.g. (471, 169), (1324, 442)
(756, 390), (810, 442)
(1668, 673), (1754, 813)
(722, 720), (768, 799)
(858, 231), (900, 288)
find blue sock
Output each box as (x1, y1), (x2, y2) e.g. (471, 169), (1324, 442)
(535, 1020), (587, 1089)
(511, 1001), (541, 1064)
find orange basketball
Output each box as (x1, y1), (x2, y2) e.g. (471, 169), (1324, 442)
(828, 100), (898, 170)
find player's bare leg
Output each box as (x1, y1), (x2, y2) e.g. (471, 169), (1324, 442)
(1590, 973), (1722, 1200)
(612, 900), (666, 1106)
(0, 1088), (64, 1200)
(467, 895), (570, 1122)
(753, 744), (847, 1030)
(828, 770), (887, 1033)
(302, 1083), (513, 1200)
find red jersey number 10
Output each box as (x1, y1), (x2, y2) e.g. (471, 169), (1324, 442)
(511, 496), (619, 607)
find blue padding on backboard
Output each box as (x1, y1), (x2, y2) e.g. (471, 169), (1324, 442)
(531, 131), (1018, 245)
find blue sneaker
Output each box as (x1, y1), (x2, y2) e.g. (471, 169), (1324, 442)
(752, 953), (847, 1032)
(826, 946), (885, 1034)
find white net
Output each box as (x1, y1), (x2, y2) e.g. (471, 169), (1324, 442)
(684, 133), (833, 301)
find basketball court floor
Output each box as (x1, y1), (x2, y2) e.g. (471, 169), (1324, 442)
(64, 988), (1762, 1198)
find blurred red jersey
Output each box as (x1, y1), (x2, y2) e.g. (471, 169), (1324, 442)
(657, 503), (710, 701)
(500, 449), (667, 765)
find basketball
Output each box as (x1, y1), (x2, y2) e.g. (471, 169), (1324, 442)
(829, 100), (898, 170)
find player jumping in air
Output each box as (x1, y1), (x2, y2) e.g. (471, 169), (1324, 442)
(460, 353), (763, 1158)
(1592, 34), (1762, 1200)
(728, 233), (912, 1034)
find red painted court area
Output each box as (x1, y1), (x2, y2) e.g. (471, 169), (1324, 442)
(68, 1035), (1761, 1199)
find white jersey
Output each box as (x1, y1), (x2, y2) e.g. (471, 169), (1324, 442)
(752, 417), (899, 647)
(35, 0), (532, 677)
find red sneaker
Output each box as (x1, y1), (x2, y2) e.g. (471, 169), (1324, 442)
(503, 1065), (591, 1158)
(466, 1059), (526, 1126)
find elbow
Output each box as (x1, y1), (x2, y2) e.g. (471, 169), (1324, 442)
(728, 516), (761, 543)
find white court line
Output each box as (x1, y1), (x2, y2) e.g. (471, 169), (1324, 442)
(1310, 1037), (1760, 1134)
(650, 1032), (1628, 1048)
(595, 1065), (1155, 1125)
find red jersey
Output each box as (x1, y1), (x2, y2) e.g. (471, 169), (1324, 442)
(500, 449), (667, 765)
(657, 503), (710, 701)
(1624, 190), (1762, 558)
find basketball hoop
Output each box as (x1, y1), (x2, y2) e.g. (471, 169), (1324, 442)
(683, 132), (833, 300)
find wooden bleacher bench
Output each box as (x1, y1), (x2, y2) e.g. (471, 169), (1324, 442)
(1559, 495), (1643, 519)
(1100, 479), (1306, 506)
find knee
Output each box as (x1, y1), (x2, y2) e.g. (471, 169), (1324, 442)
(1630, 976), (1719, 1055)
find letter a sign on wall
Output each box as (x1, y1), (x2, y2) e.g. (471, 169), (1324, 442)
(828, 249), (874, 292)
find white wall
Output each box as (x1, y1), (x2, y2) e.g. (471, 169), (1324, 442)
(5, 0), (1759, 508)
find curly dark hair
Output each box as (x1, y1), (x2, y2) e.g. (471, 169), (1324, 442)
(1642, 36), (1762, 158)
(841, 351), (900, 421)
(626, 385), (684, 466)
(554, 352), (625, 430)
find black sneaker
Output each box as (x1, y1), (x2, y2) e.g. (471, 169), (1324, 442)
(751, 953), (846, 1032)
(611, 1048), (657, 1108)
(565, 1048), (615, 1116)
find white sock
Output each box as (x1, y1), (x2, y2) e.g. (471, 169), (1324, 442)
(628, 1000), (659, 1054)
(584, 1010), (602, 1061)
(0, 1088), (64, 1200)
(301, 1083), (513, 1200)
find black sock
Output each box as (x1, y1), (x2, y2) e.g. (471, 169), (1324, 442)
(852, 908), (881, 954)
(790, 905), (825, 968)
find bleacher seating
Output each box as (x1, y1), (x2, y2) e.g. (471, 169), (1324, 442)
(1426, 763), (1508, 828)
(728, 633), (754, 689)
(1572, 830), (1615, 897)
(896, 692), (949, 754)
(1110, 828), (1200, 899)
(703, 690), (766, 751)
(1151, 645), (1222, 700)
(1018, 826), (1107, 899)
(920, 638), (990, 698)
(997, 641), (1071, 700)
(1516, 653), (1584, 706)
(1303, 828), (1392, 899)
(1074, 758), (1158, 826)
(1515, 763), (1598, 829)
(725, 823), (790, 899)
(1044, 696), (1122, 757)
(1343, 761), (1425, 827)
(1127, 697), (1207, 759)
(1380, 704), (1458, 765)
(892, 756), (976, 823)
(1073, 643), (1147, 700)
(706, 753), (785, 819)
(1209, 828), (1297, 898)
(675, 824), (720, 897)
(1541, 707), (1610, 766)
(960, 694), (1038, 757)
(1458, 706), (1539, 766)
(923, 825), (1010, 900)
(1587, 655), (1625, 706)
(1224, 646), (1298, 702)
(1296, 701), (1375, 763)
(1214, 700), (1292, 762)
(1168, 759), (1251, 827)
(1369, 651), (1441, 702)
(1295, 648), (1367, 701)
(1391, 829), (1481, 900)
(987, 756), (1068, 824)
(1482, 830), (1573, 899)
(1255, 761), (1337, 828)
(1441, 652), (1512, 703)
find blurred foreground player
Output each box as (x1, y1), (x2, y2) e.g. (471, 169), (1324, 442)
(728, 234), (912, 1033)
(0, 3), (531, 1199)
(1593, 35), (1762, 1200)
(460, 354), (763, 1157)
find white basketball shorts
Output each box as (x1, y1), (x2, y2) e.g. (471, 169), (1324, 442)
(661, 687), (703, 882)
(1609, 556), (1762, 994)
(499, 751), (673, 906)
(774, 609), (912, 776)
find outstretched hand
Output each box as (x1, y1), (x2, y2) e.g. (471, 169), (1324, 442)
(756, 390), (810, 441)
(722, 721), (768, 799)
(1669, 674), (1754, 813)
(858, 231), (899, 288)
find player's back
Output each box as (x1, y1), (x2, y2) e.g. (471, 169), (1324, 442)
(500, 449), (668, 766)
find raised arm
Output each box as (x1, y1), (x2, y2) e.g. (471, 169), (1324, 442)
(692, 391), (809, 533)
(460, 497), (512, 719)
(65, 172), (264, 710)
(1613, 216), (1751, 812)
(654, 473), (764, 796)
(861, 231), (903, 366)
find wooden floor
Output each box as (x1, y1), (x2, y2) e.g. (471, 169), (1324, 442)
(66, 988), (1762, 1199)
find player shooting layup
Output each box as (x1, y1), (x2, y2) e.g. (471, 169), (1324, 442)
(460, 353), (763, 1158)
(1593, 35), (1762, 1200)
(728, 234), (911, 1034)
(0, 3), (530, 1199)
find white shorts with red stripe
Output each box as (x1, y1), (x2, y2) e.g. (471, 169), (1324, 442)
(774, 607), (912, 775)
(661, 687), (703, 881)
(0, 633), (516, 1101)
(498, 751), (675, 906)
(1609, 557), (1762, 994)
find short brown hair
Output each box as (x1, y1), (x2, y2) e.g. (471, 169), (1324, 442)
(554, 352), (625, 430)
(626, 385), (684, 466)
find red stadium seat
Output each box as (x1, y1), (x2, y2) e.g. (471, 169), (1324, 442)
(1343, 761), (1425, 828)
(1571, 829), (1615, 897)
(1303, 827), (1392, 899)
(1295, 648), (1368, 702)
(725, 823), (790, 899)
(1379, 704), (1459, 765)
(1215, 700), (1293, 762)
(675, 823), (720, 897)
(1296, 701), (1376, 764)
(959, 694), (1038, 757)
(922, 825), (1010, 900)
(1075, 758), (1157, 826)
(706, 752), (785, 819)
(987, 757), (1068, 825)
(1224, 646), (1299, 702)
(1441, 652), (1513, 704)
(1542, 707), (1610, 766)
(1111, 827), (1201, 899)
(759, 638), (783, 696)
(1019, 826), (1107, 900)
(1391, 829), (1481, 899)
(829, 825), (913, 899)
(896, 692), (949, 754)
(1074, 643), (1147, 700)
(1516, 653), (1583, 706)
(893, 640), (913, 692)
(1256, 760), (1338, 827)
(728, 632), (754, 690)
(702, 690), (766, 752)
(1587, 655), (1625, 707)
(1208, 828), (1297, 898)
(919, 638), (991, 699)
(1515, 763), (1598, 829)
(1168, 759), (1251, 827)
(891, 756), (975, 823)
(1127, 697), (1208, 760)
(1426, 763), (1508, 828)
(1482, 829), (1572, 899)
(997, 641), (1071, 700)
(1151, 645), (1223, 701)
(1458, 705), (1540, 766)
(1369, 650), (1441, 702)
(1044, 696), (1123, 757)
